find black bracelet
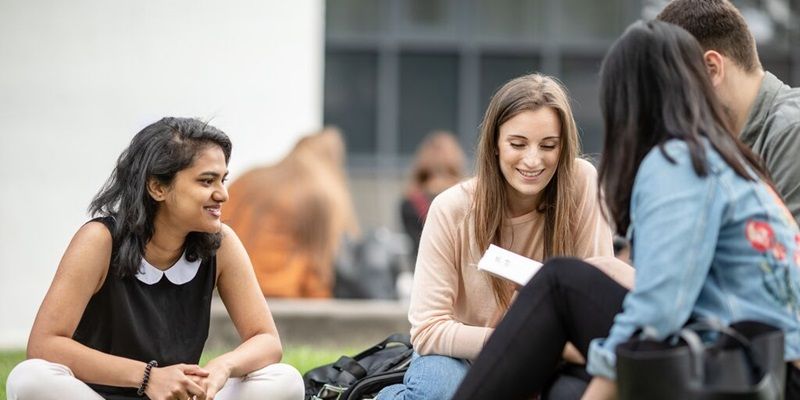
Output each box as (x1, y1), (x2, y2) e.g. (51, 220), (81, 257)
(137, 360), (158, 396)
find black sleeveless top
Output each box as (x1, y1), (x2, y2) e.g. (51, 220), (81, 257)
(72, 217), (216, 399)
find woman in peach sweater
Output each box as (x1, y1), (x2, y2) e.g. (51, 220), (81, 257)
(377, 74), (616, 400)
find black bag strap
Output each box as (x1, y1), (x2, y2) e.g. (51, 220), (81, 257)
(677, 328), (708, 383)
(352, 333), (411, 360)
(333, 356), (369, 381)
(379, 333), (411, 348)
(682, 319), (752, 346)
(341, 370), (408, 399)
(328, 333), (411, 384)
(677, 320), (763, 383)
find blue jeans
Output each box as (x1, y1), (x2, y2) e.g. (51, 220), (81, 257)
(376, 352), (469, 400)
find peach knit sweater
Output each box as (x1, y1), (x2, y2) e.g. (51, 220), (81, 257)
(408, 158), (614, 360)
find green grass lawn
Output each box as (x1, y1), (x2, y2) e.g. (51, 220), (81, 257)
(1, 350), (25, 399)
(1, 346), (357, 399)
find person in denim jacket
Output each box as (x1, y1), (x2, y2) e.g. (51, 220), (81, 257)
(453, 20), (800, 400)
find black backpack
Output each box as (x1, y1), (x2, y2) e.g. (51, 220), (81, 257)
(304, 333), (413, 400)
(333, 229), (409, 300)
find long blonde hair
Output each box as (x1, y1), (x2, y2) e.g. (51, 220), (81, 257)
(473, 73), (581, 308)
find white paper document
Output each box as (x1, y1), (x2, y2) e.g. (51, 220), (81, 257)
(477, 244), (544, 286)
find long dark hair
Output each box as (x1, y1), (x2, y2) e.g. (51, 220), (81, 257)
(597, 20), (768, 235)
(89, 117), (232, 278)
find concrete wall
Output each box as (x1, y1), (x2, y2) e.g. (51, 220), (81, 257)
(0, 1), (324, 348)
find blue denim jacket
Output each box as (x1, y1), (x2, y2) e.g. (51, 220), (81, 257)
(587, 139), (800, 380)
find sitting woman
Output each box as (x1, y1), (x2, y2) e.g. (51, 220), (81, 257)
(6, 118), (304, 400)
(225, 127), (360, 298)
(452, 20), (800, 399)
(377, 73), (615, 399)
(400, 130), (466, 264)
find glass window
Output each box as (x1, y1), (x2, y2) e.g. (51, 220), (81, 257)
(560, 55), (604, 155)
(395, 0), (459, 41)
(398, 52), (459, 154)
(474, 0), (546, 43)
(558, 0), (626, 43)
(326, 0), (384, 38)
(324, 51), (378, 154)
(479, 54), (541, 117)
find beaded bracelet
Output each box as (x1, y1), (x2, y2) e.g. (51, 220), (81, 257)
(137, 360), (158, 396)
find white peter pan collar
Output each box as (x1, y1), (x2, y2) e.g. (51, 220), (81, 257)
(135, 252), (201, 285)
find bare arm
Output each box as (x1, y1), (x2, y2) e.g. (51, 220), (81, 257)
(201, 224), (282, 396)
(27, 222), (209, 399)
(27, 222), (151, 388)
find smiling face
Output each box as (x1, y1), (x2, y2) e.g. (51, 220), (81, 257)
(497, 107), (562, 216)
(151, 145), (229, 234)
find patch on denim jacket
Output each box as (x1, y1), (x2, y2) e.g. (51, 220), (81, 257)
(773, 243), (787, 262)
(746, 220), (775, 252)
(749, 220), (800, 311)
(760, 261), (799, 313)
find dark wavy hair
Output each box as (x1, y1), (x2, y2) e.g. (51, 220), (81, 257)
(597, 20), (768, 235)
(89, 117), (232, 278)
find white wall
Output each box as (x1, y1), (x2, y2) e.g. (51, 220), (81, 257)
(0, 1), (324, 348)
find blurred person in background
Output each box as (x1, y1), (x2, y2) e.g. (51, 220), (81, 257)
(400, 130), (467, 265)
(225, 127), (360, 298)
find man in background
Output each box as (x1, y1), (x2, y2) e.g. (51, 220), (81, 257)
(658, 0), (800, 224)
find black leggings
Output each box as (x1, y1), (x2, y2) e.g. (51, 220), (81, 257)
(453, 257), (628, 400)
(454, 258), (800, 399)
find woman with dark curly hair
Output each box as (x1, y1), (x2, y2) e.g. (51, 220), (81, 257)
(6, 118), (304, 400)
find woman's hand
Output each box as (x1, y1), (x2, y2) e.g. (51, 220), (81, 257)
(145, 364), (209, 400)
(196, 361), (232, 399)
(585, 256), (634, 290)
(563, 342), (586, 364)
(581, 377), (617, 400)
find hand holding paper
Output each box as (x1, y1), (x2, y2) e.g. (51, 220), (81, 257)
(477, 244), (543, 287)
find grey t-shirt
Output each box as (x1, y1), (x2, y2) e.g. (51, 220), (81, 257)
(740, 72), (800, 226)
